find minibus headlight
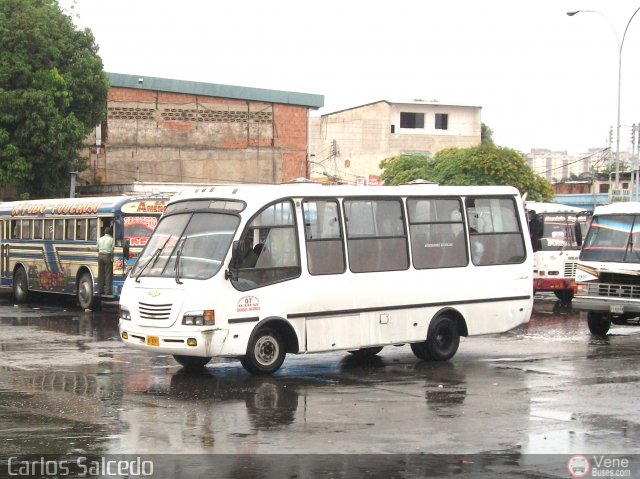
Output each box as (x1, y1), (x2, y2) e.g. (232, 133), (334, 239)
(120, 306), (131, 321)
(182, 310), (215, 326)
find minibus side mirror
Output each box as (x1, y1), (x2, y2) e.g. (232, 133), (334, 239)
(574, 222), (583, 246)
(123, 239), (130, 259)
(225, 240), (240, 280)
(529, 213), (543, 253)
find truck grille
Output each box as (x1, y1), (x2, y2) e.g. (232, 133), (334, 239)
(587, 283), (640, 300)
(564, 261), (576, 277)
(138, 302), (172, 320)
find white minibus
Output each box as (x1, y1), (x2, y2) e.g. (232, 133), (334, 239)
(119, 184), (533, 374)
(526, 202), (592, 302)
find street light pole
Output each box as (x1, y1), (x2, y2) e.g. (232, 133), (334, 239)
(568, 7), (640, 195)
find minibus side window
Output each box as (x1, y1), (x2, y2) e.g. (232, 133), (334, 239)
(233, 200), (301, 291)
(303, 199), (345, 275)
(408, 198), (467, 269)
(466, 197), (526, 266)
(344, 198), (408, 273)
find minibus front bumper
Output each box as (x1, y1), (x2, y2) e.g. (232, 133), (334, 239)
(118, 321), (229, 357)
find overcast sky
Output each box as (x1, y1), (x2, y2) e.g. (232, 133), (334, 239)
(59, 0), (640, 157)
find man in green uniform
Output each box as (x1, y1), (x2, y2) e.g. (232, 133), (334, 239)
(97, 226), (114, 295)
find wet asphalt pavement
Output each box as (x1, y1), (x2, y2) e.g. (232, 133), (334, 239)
(1, 292), (640, 478)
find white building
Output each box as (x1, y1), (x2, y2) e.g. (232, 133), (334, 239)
(309, 100), (481, 184)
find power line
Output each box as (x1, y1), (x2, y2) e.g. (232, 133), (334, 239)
(536, 148), (610, 177)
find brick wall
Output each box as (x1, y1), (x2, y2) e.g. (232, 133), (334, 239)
(81, 86), (311, 186)
(274, 104), (308, 180)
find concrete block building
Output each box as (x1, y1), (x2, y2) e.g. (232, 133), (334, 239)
(309, 100), (482, 184)
(80, 73), (324, 189)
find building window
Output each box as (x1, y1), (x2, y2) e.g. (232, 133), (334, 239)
(390, 124), (395, 134)
(435, 113), (448, 130)
(400, 112), (424, 129)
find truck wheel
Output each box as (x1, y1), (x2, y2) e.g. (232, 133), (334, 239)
(587, 312), (611, 336)
(554, 290), (574, 303)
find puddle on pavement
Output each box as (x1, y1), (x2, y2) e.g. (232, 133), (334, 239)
(0, 310), (119, 344)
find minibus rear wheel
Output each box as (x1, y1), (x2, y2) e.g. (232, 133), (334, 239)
(411, 314), (460, 361)
(347, 346), (383, 359)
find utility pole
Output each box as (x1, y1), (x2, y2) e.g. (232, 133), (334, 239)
(328, 140), (340, 184)
(632, 124), (639, 200)
(69, 171), (77, 198)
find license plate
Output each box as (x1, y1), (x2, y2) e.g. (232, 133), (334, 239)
(610, 304), (624, 314)
(146, 335), (160, 346)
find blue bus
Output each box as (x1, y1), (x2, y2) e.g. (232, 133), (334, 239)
(0, 195), (168, 309)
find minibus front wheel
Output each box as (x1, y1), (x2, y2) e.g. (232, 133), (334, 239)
(242, 327), (286, 375)
(173, 355), (211, 371)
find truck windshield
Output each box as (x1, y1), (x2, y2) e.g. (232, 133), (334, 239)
(580, 214), (640, 263)
(537, 213), (590, 251)
(131, 212), (239, 280)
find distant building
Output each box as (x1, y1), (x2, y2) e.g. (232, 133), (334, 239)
(526, 148), (609, 181)
(553, 171), (640, 210)
(79, 73), (324, 191)
(309, 100), (481, 184)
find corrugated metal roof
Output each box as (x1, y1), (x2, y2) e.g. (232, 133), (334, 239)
(107, 72), (324, 109)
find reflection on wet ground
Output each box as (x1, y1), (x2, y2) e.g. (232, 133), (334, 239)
(0, 294), (118, 342)
(1, 292), (640, 476)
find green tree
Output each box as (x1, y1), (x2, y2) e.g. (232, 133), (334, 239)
(0, 0), (109, 198)
(598, 162), (630, 174)
(379, 154), (430, 185)
(379, 144), (554, 201)
(481, 123), (495, 146)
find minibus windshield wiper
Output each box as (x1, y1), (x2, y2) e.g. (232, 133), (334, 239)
(174, 238), (185, 284)
(135, 237), (171, 282)
(561, 219), (572, 254)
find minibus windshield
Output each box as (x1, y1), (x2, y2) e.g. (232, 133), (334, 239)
(132, 212), (239, 280)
